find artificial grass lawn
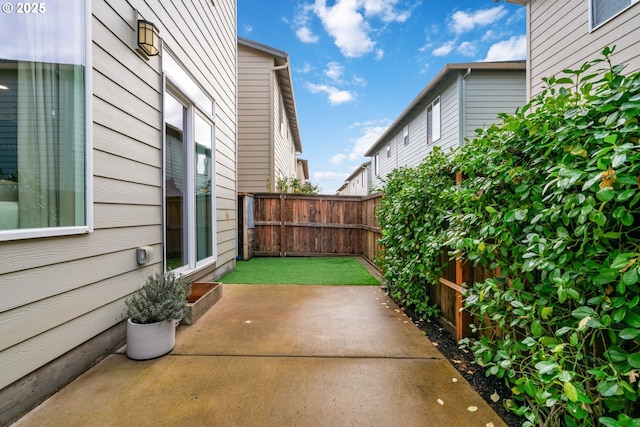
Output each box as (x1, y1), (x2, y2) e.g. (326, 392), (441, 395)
(220, 257), (379, 285)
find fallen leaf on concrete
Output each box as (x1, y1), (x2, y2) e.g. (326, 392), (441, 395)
(486, 423), (495, 427)
(432, 342), (438, 346)
(452, 378), (458, 383)
(244, 320), (251, 324)
(437, 399), (444, 405)
(467, 406), (478, 412)
(490, 391), (500, 402)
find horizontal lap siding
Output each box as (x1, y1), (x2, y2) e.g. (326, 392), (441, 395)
(435, 79), (461, 153)
(529, 0), (640, 97)
(464, 70), (526, 139)
(238, 45), (272, 193)
(0, 0), (237, 393)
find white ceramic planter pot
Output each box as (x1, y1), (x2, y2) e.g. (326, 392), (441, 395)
(126, 319), (176, 360)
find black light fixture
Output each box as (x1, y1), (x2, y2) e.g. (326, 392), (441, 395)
(137, 19), (160, 57)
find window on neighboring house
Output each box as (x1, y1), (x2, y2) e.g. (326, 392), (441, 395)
(427, 97), (441, 144)
(0, 1), (90, 240)
(374, 153), (380, 175)
(403, 126), (409, 146)
(164, 52), (216, 272)
(386, 144), (391, 158)
(591, 0), (638, 29)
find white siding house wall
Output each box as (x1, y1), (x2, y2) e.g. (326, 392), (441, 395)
(527, 0), (640, 97)
(0, 1), (237, 423)
(237, 45), (272, 192)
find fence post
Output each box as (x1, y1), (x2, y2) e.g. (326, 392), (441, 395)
(280, 193), (286, 257)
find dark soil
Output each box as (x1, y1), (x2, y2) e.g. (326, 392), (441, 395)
(405, 309), (525, 427)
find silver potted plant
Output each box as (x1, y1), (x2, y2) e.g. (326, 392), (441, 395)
(125, 272), (190, 360)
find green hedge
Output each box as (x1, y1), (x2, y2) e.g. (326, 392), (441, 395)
(376, 48), (640, 426)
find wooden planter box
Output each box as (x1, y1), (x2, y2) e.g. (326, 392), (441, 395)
(183, 282), (222, 326)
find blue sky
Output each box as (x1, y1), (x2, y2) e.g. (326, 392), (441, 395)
(238, 0), (527, 194)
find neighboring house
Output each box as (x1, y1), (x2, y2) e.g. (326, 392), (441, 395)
(337, 162), (371, 196)
(365, 61), (526, 190)
(506, 0), (640, 98)
(237, 37), (303, 193)
(0, 1), (237, 424)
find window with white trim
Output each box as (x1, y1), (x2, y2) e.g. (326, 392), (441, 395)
(374, 153), (380, 175)
(386, 144), (391, 158)
(427, 97), (441, 144)
(0, 1), (90, 240)
(164, 51), (216, 272)
(591, 0), (639, 29)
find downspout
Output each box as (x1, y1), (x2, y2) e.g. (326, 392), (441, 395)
(459, 68), (472, 148)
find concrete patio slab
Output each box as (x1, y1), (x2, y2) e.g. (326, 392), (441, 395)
(13, 285), (506, 427)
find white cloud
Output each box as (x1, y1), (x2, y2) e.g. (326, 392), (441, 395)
(296, 26), (319, 43)
(324, 61), (344, 82)
(375, 49), (385, 60)
(457, 41), (477, 57)
(330, 154), (347, 165)
(243, 24), (253, 34)
(433, 40), (456, 57)
(349, 124), (387, 160)
(313, 0), (376, 58)
(361, 0), (411, 23)
(352, 75), (367, 87)
(305, 82), (356, 105)
(299, 62), (314, 74)
(484, 35), (527, 61)
(305, 0), (412, 58)
(450, 6), (507, 34)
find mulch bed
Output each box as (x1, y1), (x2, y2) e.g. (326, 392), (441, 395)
(404, 308), (525, 427)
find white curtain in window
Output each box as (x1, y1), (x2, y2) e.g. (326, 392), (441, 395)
(17, 62), (84, 228)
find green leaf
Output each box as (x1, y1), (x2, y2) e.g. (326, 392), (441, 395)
(535, 360), (559, 375)
(628, 353), (640, 368)
(619, 328), (640, 340)
(625, 312), (640, 328)
(623, 269), (638, 286)
(597, 381), (620, 397)
(563, 381), (579, 402)
(541, 306), (553, 320)
(531, 321), (543, 337)
(589, 211), (607, 227)
(596, 187), (615, 202)
(572, 306), (597, 319)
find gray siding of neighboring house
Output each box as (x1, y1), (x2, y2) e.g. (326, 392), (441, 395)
(237, 44), (273, 193)
(0, 0), (237, 422)
(368, 64), (525, 191)
(370, 74), (461, 190)
(464, 70), (526, 139)
(527, 0), (640, 97)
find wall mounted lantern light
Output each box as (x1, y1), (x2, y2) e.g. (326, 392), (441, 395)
(137, 20), (160, 57)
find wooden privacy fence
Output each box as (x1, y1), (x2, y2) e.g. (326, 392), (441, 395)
(251, 191), (487, 341)
(253, 193), (381, 261)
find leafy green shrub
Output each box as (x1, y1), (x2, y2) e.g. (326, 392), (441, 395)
(451, 48), (640, 426)
(125, 272), (191, 324)
(376, 147), (454, 317)
(377, 47), (640, 426)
